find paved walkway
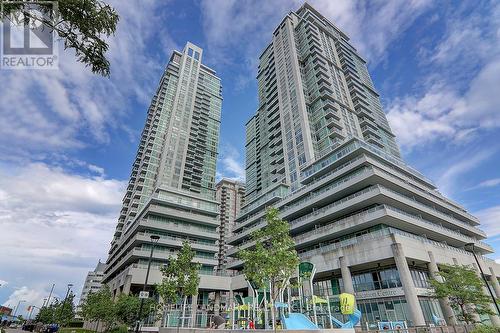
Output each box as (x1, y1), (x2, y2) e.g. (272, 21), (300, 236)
(6, 328), (25, 333)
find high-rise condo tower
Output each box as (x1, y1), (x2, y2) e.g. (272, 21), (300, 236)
(229, 3), (500, 328)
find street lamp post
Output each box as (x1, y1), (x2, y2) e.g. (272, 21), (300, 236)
(63, 284), (74, 302)
(45, 283), (55, 308)
(13, 300), (26, 317)
(58, 284), (73, 326)
(28, 305), (41, 320)
(464, 243), (500, 315)
(135, 235), (160, 333)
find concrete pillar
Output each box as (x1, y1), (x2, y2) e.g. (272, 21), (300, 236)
(214, 291), (221, 316)
(472, 263), (500, 326)
(228, 290), (234, 329)
(488, 267), (500, 298)
(392, 242), (426, 326)
(191, 293), (198, 328)
(122, 275), (132, 295)
(339, 256), (354, 294)
(427, 251), (456, 325)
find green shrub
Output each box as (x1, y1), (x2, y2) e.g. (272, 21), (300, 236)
(59, 328), (95, 333)
(471, 325), (500, 333)
(65, 321), (84, 328)
(106, 325), (129, 333)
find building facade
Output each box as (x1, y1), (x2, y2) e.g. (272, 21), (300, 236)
(229, 3), (500, 329)
(102, 42), (226, 301)
(245, 3), (399, 201)
(78, 261), (106, 308)
(215, 179), (246, 272)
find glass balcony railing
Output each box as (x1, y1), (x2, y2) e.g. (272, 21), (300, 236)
(380, 186), (485, 237)
(293, 205), (385, 242)
(383, 206), (490, 250)
(289, 185), (379, 227)
(235, 155), (364, 226)
(137, 232), (217, 247)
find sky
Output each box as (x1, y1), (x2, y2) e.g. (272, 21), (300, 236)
(1, 0), (500, 317)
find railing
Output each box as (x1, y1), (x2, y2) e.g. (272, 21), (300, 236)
(289, 185), (380, 227)
(138, 232), (217, 247)
(233, 166), (371, 237)
(130, 263), (240, 276)
(298, 226), (494, 263)
(299, 227), (392, 258)
(145, 218), (218, 234)
(293, 205), (385, 242)
(235, 154), (365, 226)
(384, 206), (491, 250)
(281, 166), (372, 214)
(374, 165), (475, 223)
(232, 202), (490, 253)
(134, 248), (216, 260)
(380, 186), (485, 237)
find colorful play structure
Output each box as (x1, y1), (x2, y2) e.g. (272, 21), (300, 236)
(229, 262), (362, 330)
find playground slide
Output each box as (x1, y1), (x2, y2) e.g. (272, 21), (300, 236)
(281, 313), (318, 329)
(329, 309), (362, 328)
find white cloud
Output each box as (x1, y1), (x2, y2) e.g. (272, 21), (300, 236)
(2, 287), (46, 313)
(387, 58), (500, 150)
(387, 2), (500, 151)
(217, 144), (245, 182)
(0, 0), (177, 158)
(310, 0), (433, 66)
(468, 178), (500, 191)
(0, 163), (125, 304)
(0, 280), (7, 288)
(200, 0), (433, 88)
(435, 148), (495, 197)
(475, 205), (500, 239)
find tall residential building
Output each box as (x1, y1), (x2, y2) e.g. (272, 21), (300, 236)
(102, 42), (225, 297)
(215, 179), (245, 271)
(229, 3), (500, 328)
(78, 261), (106, 308)
(245, 4), (399, 200)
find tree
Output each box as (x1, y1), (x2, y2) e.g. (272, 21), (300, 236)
(79, 286), (116, 330)
(156, 241), (201, 327)
(54, 293), (76, 326)
(239, 207), (300, 330)
(430, 264), (494, 324)
(1, 0), (119, 76)
(35, 304), (56, 324)
(114, 293), (157, 327)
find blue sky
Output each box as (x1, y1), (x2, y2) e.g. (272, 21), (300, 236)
(1, 0), (500, 316)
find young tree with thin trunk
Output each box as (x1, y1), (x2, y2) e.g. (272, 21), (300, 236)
(239, 207), (300, 331)
(79, 285), (116, 331)
(156, 241), (201, 327)
(429, 264), (494, 324)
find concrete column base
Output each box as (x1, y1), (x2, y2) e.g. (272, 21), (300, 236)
(392, 240), (426, 326)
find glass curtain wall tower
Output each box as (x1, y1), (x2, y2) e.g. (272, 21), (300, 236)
(103, 42), (223, 297)
(229, 3), (500, 328)
(245, 3), (399, 200)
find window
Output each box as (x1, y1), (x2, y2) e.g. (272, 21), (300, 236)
(188, 48), (194, 57)
(194, 51), (200, 60)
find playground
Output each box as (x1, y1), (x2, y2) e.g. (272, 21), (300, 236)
(226, 262), (360, 331)
(159, 262), (363, 331)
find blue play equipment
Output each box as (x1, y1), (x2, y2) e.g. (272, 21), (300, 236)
(329, 309), (362, 328)
(281, 313), (319, 329)
(237, 261), (362, 330)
